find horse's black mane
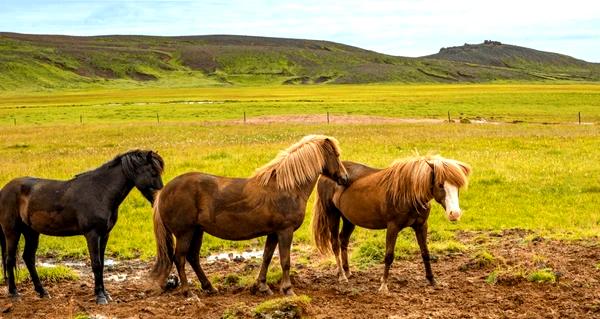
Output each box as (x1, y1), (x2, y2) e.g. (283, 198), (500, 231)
(75, 150), (164, 178)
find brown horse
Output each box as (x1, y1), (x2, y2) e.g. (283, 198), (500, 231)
(151, 135), (349, 296)
(312, 155), (471, 293)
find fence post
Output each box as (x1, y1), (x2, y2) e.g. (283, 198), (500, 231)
(13, 117), (16, 126)
(156, 113), (160, 124)
(80, 115), (83, 124)
(327, 111), (330, 124)
(578, 112), (581, 124)
(448, 111), (451, 122)
(244, 111), (246, 124)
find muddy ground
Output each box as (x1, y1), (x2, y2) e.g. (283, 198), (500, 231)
(1, 231), (599, 318)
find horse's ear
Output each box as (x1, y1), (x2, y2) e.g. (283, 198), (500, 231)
(426, 160), (435, 170)
(146, 151), (154, 162)
(458, 162), (472, 176)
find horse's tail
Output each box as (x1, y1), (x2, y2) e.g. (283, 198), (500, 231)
(0, 222), (6, 284)
(0, 186), (9, 282)
(150, 190), (174, 287)
(311, 177), (340, 255)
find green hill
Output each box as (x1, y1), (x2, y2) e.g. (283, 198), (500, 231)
(1, 33), (599, 90)
(426, 40), (600, 81)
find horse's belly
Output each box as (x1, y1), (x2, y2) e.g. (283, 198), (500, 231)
(338, 192), (387, 229)
(201, 210), (302, 241)
(27, 210), (81, 236)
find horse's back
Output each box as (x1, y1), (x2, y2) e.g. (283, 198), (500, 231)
(342, 161), (381, 182)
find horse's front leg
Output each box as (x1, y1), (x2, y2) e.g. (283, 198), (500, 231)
(413, 222), (435, 285)
(254, 233), (277, 295)
(99, 233), (112, 300)
(379, 222), (400, 294)
(85, 230), (108, 304)
(277, 228), (295, 296)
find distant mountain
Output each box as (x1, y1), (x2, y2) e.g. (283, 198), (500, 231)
(426, 40), (599, 81)
(1, 33), (599, 90)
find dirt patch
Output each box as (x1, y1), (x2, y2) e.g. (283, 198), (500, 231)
(1, 232), (599, 318)
(232, 114), (448, 125)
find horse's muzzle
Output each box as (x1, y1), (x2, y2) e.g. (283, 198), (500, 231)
(339, 174), (350, 186)
(448, 211), (461, 222)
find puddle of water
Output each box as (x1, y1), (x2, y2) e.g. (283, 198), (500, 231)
(205, 249), (264, 264)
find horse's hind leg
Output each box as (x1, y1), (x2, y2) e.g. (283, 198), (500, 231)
(379, 223), (400, 294)
(174, 230), (194, 297)
(339, 217), (355, 279)
(254, 233), (277, 295)
(4, 227), (22, 299)
(413, 222), (435, 285)
(277, 228), (295, 296)
(186, 227), (217, 294)
(22, 228), (49, 298)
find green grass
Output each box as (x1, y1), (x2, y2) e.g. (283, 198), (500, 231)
(252, 295), (311, 318)
(527, 268), (557, 283)
(0, 265), (78, 285)
(0, 84), (598, 260)
(2, 84), (600, 126)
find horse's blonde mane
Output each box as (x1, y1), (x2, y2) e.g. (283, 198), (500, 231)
(380, 155), (471, 208)
(252, 135), (341, 191)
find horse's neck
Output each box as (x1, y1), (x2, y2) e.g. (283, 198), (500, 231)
(256, 172), (320, 200)
(88, 165), (134, 208)
(298, 177), (319, 200)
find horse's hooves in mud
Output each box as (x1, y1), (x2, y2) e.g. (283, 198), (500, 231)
(38, 290), (51, 299)
(104, 292), (113, 302)
(203, 286), (219, 295)
(165, 275), (180, 290)
(9, 292), (21, 301)
(377, 284), (389, 295)
(96, 295), (109, 305)
(251, 284), (274, 296)
(280, 287), (296, 296)
(337, 275), (349, 283)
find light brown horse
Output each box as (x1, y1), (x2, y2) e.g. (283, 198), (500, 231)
(312, 155), (471, 293)
(151, 135), (349, 296)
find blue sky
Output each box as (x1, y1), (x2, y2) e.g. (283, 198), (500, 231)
(1, 0), (599, 62)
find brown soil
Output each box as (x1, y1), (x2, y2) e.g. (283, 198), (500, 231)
(1, 232), (599, 318)
(232, 114), (447, 125)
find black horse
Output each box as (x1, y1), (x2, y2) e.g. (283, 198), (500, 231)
(0, 150), (164, 304)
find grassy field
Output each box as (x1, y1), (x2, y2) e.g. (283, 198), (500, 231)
(1, 84), (600, 126)
(0, 84), (599, 264)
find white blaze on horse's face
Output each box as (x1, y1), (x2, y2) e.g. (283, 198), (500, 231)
(444, 182), (461, 221)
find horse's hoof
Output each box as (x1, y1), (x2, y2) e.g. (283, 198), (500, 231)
(165, 279), (179, 290)
(9, 292), (21, 301)
(39, 290), (51, 299)
(345, 270), (352, 278)
(104, 292), (113, 302)
(204, 286), (219, 295)
(428, 278), (437, 286)
(96, 295), (109, 305)
(280, 287), (295, 296)
(338, 275), (349, 283)
(377, 284), (389, 295)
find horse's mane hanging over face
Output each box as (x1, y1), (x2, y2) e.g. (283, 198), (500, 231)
(252, 135), (341, 191)
(380, 155), (471, 208)
(120, 150), (165, 179)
